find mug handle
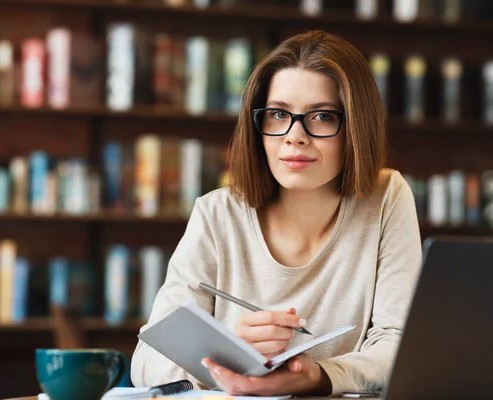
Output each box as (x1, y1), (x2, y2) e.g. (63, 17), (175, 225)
(109, 351), (128, 389)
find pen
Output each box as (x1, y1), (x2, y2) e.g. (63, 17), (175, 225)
(198, 282), (312, 335)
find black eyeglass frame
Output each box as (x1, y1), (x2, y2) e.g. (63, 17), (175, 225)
(251, 107), (346, 138)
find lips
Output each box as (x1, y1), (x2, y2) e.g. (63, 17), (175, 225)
(280, 155), (316, 162)
(280, 155), (316, 170)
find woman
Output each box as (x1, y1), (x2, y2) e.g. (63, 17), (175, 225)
(131, 30), (421, 397)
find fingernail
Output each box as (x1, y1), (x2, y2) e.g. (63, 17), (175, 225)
(201, 360), (208, 368)
(298, 318), (306, 327)
(213, 367), (221, 376)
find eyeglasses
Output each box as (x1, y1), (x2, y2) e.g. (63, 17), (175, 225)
(252, 108), (346, 138)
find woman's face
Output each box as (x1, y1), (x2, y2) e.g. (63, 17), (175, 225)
(261, 68), (345, 193)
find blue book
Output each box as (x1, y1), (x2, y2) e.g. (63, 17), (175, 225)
(12, 257), (30, 323)
(0, 168), (9, 212)
(49, 257), (70, 308)
(29, 151), (50, 213)
(103, 142), (123, 209)
(104, 245), (130, 325)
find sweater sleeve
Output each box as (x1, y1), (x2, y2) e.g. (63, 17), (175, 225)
(318, 174), (422, 396)
(130, 198), (218, 388)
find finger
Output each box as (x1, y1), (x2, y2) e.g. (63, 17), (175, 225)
(287, 354), (312, 374)
(237, 323), (294, 342)
(239, 310), (306, 330)
(251, 339), (290, 356)
(202, 358), (263, 396)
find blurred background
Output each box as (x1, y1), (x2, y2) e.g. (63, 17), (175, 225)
(0, 0), (492, 397)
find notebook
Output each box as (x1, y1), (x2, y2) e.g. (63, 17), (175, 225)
(138, 299), (356, 388)
(38, 388), (292, 400)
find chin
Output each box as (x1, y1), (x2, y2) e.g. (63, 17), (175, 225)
(277, 178), (321, 191)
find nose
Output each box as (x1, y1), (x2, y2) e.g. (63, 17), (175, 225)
(284, 119), (310, 146)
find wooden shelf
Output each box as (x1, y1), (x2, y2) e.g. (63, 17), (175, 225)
(0, 211), (189, 224)
(0, 104), (237, 124)
(419, 222), (490, 238)
(0, 105), (492, 136)
(0, 317), (144, 332)
(0, 0), (492, 37)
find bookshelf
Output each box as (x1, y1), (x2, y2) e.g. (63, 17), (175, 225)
(0, 0), (492, 397)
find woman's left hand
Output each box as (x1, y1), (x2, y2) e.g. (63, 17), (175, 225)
(200, 353), (332, 396)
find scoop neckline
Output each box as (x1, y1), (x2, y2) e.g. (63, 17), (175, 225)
(247, 195), (347, 274)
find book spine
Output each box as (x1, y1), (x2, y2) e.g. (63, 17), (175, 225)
(9, 157), (29, 214)
(88, 171), (101, 213)
(482, 61), (493, 125)
(47, 28), (71, 109)
(45, 170), (58, 214)
(0, 168), (9, 212)
(21, 39), (45, 108)
(442, 0), (461, 23)
(135, 134), (161, 216)
(369, 53), (390, 113)
(160, 137), (181, 215)
(65, 159), (87, 214)
(103, 142), (123, 210)
(466, 173), (481, 225)
(11, 257), (29, 323)
(29, 151), (50, 214)
(0, 40), (15, 105)
(0, 240), (17, 323)
(393, 0), (419, 22)
(206, 39), (225, 112)
(300, 0), (323, 16)
(186, 36), (209, 115)
(171, 37), (187, 109)
(404, 56), (426, 122)
(448, 170), (465, 226)
(355, 0), (378, 20)
(154, 34), (175, 107)
(224, 38), (251, 115)
(139, 246), (166, 320)
(194, 0), (210, 8)
(49, 257), (70, 308)
(107, 23), (135, 111)
(427, 174), (448, 226)
(180, 139), (203, 215)
(441, 58), (462, 124)
(104, 245), (130, 325)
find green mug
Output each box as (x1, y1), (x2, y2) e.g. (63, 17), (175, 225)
(35, 349), (127, 400)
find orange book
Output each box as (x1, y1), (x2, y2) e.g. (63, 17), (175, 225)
(0, 240), (17, 324)
(21, 39), (45, 108)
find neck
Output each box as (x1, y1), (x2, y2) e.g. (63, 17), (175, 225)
(264, 180), (342, 240)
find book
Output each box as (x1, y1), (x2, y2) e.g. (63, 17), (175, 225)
(0, 168), (8, 212)
(441, 57), (462, 124)
(404, 56), (426, 122)
(138, 299), (355, 389)
(224, 38), (252, 115)
(135, 134), (161, 216)
(0, 40), (15, 105)
(300, 0), (323, 16)
(355, 0), (378, 20)
(482, 61), (493, 125)
(21, 39), (45, 108)
(369, 53), (391, 113)
(427, 174), (447, 226)
(393, 0), (418, 22)
(0, 240), (17, 323)
(104, 245), (130, 325)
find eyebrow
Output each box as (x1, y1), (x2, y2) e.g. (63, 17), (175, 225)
(265, 100), (342, 110)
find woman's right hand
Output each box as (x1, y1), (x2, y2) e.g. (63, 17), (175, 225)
(235, 307), (307, 360)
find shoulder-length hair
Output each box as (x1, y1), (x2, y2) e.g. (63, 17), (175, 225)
(229, 30), (388, 209)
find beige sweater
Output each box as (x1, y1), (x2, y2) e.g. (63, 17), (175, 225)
(130, 169), (422, 396)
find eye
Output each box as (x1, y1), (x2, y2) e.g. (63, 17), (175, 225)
(269, 110), (289, 120)
(312, 112), (334, 122)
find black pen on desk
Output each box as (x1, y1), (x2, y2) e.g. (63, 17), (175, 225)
(198, 282), (312, 335)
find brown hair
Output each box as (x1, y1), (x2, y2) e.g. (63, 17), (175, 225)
(229, 30), (388, 209)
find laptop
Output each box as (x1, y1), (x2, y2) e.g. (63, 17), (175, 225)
(336, 236), (493, 399)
